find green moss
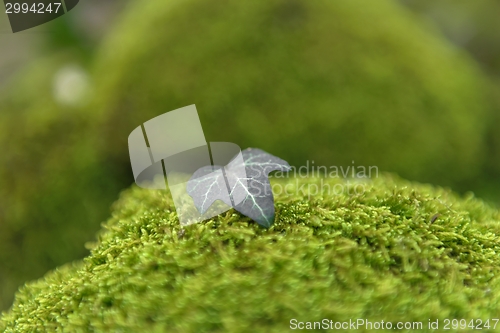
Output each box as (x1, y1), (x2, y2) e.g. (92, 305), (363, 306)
(0, 54), (125, 309)
(0, 0), (497, 314)
(92, 0), (493, 189)
(401, 0), (500, 76)
(2, 175), (500, 332)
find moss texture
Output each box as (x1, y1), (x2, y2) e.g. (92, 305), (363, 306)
(92, 0), (493, 189)
(2, 175), (500, 332)
(0, 0), (497, 312)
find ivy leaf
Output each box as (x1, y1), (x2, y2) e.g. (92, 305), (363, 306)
(186, 148), (291, 227)
(185, 166), (233, 214)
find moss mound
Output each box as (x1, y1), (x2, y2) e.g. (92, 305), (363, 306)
(93, 0), (492, 188)
(0, 0), (497, 314)
(2, 175), (500, 332)
(0, 54), (125, 309)
(401, 0), (500, 77)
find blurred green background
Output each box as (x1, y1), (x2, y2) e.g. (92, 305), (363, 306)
(0, 0), (499, 310)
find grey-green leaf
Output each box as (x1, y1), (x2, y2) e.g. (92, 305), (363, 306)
(187, 148), (291, 227)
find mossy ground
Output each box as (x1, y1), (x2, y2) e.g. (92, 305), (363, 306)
(0, 0), (497, 312)
(2, 175), (500, 332)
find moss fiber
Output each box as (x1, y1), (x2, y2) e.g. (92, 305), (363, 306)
(2, 175), (500, 332)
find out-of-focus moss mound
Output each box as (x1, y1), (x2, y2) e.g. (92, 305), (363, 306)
(400, 0), (500, 77)
(0, 54), (126, 309)
(92, 0), (492, 189)
(397, 0), (500, 199)
(2, 175), (500, 332)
